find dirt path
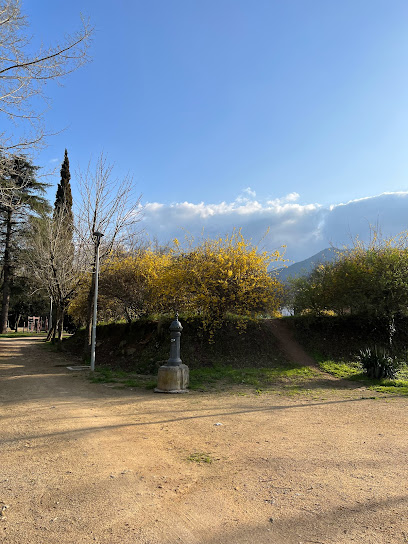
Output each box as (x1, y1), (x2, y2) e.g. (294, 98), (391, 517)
(1, 337), (408, 544)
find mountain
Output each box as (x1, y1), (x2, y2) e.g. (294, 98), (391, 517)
(275, 248), (340, 283)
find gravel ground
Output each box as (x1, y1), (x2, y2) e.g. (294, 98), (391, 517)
(1, 336), (408, 544)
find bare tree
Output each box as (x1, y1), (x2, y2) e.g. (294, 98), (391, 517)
(0, 0), (92, 198)
(75, 153), (143, 356)
(21, 154), (142, 349)
(27, 203), (87, 347)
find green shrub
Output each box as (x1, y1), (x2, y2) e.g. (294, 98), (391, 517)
(358, 347), (402, 379)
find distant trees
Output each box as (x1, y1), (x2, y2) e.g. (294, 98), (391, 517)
(26, 150), (77, 345)
(20, 152), (142, 346)
(27, 204), (81, 346)
(291, 233), (408, 323)
(0, 155), (49, 333)
(0, 0), (92, 331)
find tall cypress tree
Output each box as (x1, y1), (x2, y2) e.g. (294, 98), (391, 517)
(54, 149), (73, 231)
(48, 149), (74, 343)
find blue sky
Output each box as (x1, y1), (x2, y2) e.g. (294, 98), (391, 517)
(14, 1), (408, 261)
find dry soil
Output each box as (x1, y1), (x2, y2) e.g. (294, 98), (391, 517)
(0, 336), (407, 544)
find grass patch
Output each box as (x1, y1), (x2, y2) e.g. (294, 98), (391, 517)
(121, 378), (156, 389)
(317, 359), (363, 379)
(187, 452), (214, 464)
(90, 368), (119, 383)
(189, 364), (319, 391)
(90, 362), (321, 393)
(89, 357), (408, 398)
(315, 354), (408, 396)
(90, 366), (156, 389)
(0, 332), (47, 338)
(365, 366), (408, 395)
(370, 381), (408, 395)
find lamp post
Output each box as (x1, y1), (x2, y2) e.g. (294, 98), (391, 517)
(90, 231), (104, 371)
(49, 296), (53, 333)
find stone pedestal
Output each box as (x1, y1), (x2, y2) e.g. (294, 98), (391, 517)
(155, 364), (189, 393)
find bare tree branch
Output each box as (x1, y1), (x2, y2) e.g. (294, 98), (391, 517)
(26, 202), (89, 344)
(74, 152), (143, 354)
(0, 0), (93, 201)
(75, 153), (143, 260)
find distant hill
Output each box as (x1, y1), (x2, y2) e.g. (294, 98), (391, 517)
(275, 248), (341, 283)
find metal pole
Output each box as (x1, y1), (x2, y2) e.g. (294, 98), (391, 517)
(90, 232), (103, 371)
(49, 297), (53, 332)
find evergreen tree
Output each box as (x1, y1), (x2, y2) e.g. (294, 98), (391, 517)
(54, 149), (73, 231)
(43, 149), (75, 344)
(0, 155), (50, 333)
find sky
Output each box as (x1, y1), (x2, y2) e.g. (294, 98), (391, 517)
(12, 0), (408, 262)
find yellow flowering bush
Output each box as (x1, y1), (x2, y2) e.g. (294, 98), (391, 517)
(69, 231), (286, 335)
(163, 230), (285, 333)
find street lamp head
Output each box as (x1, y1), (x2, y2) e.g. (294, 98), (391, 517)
(93, 231), (104, 243)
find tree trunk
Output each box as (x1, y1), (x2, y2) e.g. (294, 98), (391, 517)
(0, 209), (13, 334)
(124, 306), (133, 324)
(57, 306), (65, 349)
(47, 323), (56, 342)
(52, 318), (58, 344)
(14, 314), (21, 332)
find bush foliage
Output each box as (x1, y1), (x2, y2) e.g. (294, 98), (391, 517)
(69, 230), (285, 335)
(290, 232), (408, 320)
(358, 347), (402, 380)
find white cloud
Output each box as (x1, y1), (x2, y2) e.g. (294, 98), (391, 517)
(243, 187), (256, 198)
(140, 191), (408, 262)
(323, 191), (408, 248)
(266, 192), (300, 207)
(329, 191), (408, 210)
(286, 192), (300, 202)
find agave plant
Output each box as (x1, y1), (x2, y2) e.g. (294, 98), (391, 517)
(358, 347), (401, 379)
